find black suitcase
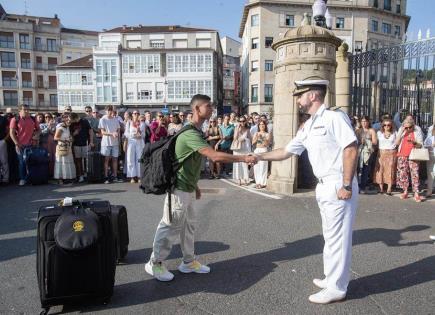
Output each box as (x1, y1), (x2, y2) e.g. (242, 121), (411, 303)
(37, 200), (116, 314)
(24, 147), (49, 185)
(87, 149), (104, 183)
(111, 205), (129, 262)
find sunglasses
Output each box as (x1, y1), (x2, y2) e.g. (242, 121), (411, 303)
(44, 115), (51, 118)
(239, 120), (246, 123)
(133, 112), (139, 115)
(158, 115), (164, 118)
(405, 127), (413, 130)
(383, 124), (392, 127)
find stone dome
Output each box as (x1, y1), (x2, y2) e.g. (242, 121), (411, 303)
(272, 24), (342, 50)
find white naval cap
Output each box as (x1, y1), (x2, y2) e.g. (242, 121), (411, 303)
(293, 79), (329, 96)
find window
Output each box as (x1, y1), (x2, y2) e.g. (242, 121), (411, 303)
(20, 53), (31, 69)
(196, 39), (211, 48)
(2, 71), (17, 87)
(173, 39), (187, 48)
(122, 54), (160, 74)
(4, 91), (18, 106)
(394, 25), (401, 37)
(47, 39), (57, 52)
(37, 75), (43, 88)
(265, 37), (273, 48)
(22, 72), (32, 88)
(38, 94), (44, 105)
(167, 80), (212, 100)
(49, 94), (57, 106)
(81, 73), (92, 85)
(156, 82), (164, 100)
(396, 2), (401, 14)
(137, 83), (153, 100)
(371, 20), (379, 32)
(251, 37), (259, 49)
(83, 92), (93, 106)
(251, 60), (259, 72)
(19, 34), (30, 49)
(373, 0), (379, 8)
(150, 40), (164, 48)
(382, 23), (392, 34)
(96, 59), (118, 103)
(167, 53), (211, 73)
(125, 83), (134, 100)
(264, 84), (273, 102)
(336, 17), (345, 29)
(0, 32), (14, 48)
(34, 37), (42, 50)
(127, 40), (141, 48)
(1, 52), (15, 68)
(251, 85), (258, 103)
(285, 14), (295, 27)
(48, 57), (57, 70)
(354, 41), (363, 53)
(251, 14), (259, 26)
(384, 0), (391, 10)
(48, 76), (57, 89)
(265, 60), (273, 71)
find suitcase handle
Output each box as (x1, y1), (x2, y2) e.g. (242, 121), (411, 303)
(58, 197), (85, 210)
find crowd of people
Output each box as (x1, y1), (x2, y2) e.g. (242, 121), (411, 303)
(350, 111), (435, 202)
(0, 104), (275, 189)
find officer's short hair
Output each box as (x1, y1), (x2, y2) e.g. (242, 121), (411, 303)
(311, 87), (327, 101)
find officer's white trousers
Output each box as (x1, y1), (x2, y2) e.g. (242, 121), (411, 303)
(150, 190), (198, 264)
(126, 138), (144, 178)
(315, 177), (358, 294)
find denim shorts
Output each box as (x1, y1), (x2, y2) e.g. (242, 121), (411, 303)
(101, 145), (119, 158)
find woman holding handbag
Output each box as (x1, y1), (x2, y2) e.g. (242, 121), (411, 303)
(54, 114), (76, 185)
(124, 111), (146, 183)
(232, 116), (251, 185)
(424, 120), (435, 197)
(395, 118), (424, 202)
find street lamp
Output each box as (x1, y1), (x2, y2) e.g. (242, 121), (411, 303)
(312, 0), (328, 28)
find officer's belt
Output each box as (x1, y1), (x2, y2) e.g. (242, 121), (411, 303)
(317, 174), (342, 184)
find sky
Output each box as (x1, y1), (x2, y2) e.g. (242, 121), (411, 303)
(1, 0), (434, 41)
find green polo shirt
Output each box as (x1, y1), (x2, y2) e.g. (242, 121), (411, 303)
(175, 127), (209, 192)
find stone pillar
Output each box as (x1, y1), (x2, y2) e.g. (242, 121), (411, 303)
(268, 25), (342, 195)
(335, 42), (351, 114)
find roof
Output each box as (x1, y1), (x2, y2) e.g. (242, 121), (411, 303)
(104, 25), (216, 34)
(57, 55), (93, 68)
(61, 27), (99, 36)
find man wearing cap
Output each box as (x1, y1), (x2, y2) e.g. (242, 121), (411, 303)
(253, 79), (358, 304)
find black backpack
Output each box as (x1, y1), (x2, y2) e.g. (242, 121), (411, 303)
(139, 124), (199, 195)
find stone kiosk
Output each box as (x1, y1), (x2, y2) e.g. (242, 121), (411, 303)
(268, 24), (341, 195)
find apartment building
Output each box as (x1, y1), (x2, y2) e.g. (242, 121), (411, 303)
(57, 55), (94, 112)
(60, 28), (98, 64)
(0, 4), (97, 111)
(221, 36), (241, 114)
(239, 0), (410, 113)
(93, 25), (223, 113)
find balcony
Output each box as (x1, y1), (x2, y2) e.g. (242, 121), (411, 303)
(265, 96), (273, 102)
(20, 43), (31, 50)
(22, 81), (32, 88)
(47, 64), (57, 70)
(36, 81), (45, 88)
(21, 60), (31, 69)
(1, 80), (17, 88)
(36, 101), (50, 107)
(35, 63), (56, 71)
(0, 41), (15, 49)
(1, 62), (16, 68)
(23, 98), (33, 106)
(34, 44), (60, 52)
(48, 83), (57, 89)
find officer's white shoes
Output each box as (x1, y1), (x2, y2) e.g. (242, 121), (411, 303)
(309, 289), (346, 304)
(313, 278), (327, 289)
(145, 261), (174, 282)
(178, 260), (210, 274)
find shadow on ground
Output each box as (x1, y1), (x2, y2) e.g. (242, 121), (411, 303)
(51, 225), (433, 313)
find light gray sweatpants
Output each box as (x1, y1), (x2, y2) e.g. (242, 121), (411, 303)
(150, 189), (198, 264)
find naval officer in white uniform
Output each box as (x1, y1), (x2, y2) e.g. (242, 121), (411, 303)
(254, 79), (359, 304)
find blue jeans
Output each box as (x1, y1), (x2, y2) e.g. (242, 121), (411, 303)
(17, 145), (31, 181)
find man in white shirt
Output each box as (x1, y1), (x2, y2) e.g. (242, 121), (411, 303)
(99, 105), (121, 183)
(253, 79), (359, 304)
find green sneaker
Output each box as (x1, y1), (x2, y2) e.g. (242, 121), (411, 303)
(178, 260), (210, 274)
(145, 261), (174, 281)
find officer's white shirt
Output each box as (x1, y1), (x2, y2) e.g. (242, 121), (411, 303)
(285, 104), (357, 179)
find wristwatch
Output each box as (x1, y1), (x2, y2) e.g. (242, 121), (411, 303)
(343, 184), (352, 192)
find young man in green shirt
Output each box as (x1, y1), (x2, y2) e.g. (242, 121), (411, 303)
(146, 94), (257, 281)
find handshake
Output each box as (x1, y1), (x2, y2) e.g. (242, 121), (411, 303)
(243, 153), (259, 165)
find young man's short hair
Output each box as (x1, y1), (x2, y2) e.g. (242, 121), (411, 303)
(20, 104), (29, 110)
(105, 105), (114, 112)
(190, 94), (211, 108)
(85, 106), (92, 111)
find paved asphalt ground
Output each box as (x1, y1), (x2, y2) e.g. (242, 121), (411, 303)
(0, 178), (434, 315)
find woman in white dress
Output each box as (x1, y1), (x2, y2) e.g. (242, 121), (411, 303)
(232, 116), (251, 185)
(253, 121), (271, 189)
(124, 111), (146, 183)
(54, 114), (76, 184)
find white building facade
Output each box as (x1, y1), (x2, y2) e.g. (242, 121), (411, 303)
(56, 55), (95, 112)
(93, 25), (223, 113)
